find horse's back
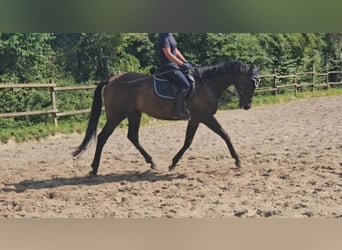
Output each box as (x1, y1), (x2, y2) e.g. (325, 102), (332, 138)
(103, 73), (145, 113)
(105, 72), (151, 95)
(103, 72), (153, 106)
(108, 72), (149, 85)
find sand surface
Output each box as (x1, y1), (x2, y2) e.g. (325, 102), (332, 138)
(0, 96), (341, 218)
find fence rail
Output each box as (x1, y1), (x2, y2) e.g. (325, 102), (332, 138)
(255, 70), (342, 95)
(0, 82), (97, 126)
(1, 70), (341, 126)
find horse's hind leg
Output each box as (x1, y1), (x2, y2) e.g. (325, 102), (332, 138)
(127, 110), (157, 169)
(90, 117), (124, 176)
(169, 119), (199, 171)
(202, 115), (241, 168)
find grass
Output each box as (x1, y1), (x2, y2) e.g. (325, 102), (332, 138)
(219, 87), (342, 110)
(0, 121), (85, 143)
(1, 88), (341, 144)
(0, 113), (151, 144)
(252, 87), (342, 107)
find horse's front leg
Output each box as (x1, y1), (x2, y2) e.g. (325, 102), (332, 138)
(127, 110), (157, 169)
(202, 115), (241, 168)
(169, 120), (199, 171)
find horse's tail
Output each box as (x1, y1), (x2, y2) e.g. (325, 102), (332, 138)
(72, 80), (108, 157)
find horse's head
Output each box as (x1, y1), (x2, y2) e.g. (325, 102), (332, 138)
(235, 65), (260, 110)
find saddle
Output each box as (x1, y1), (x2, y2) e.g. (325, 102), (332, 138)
(152, 67), (195, 100)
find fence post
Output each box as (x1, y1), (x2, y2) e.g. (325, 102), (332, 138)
(49, 80), (58, 127)
(294, 73), (297, 96)
(273, 69), (277, 96)
(311, 65), (315, 92)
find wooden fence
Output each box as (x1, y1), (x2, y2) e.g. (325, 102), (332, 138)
(256, 70), (342, 95)
(0, 70), (341, 126)
(0, 83), (97, 126)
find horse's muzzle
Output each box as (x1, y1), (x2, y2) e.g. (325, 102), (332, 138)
(240, 102), (252, 110)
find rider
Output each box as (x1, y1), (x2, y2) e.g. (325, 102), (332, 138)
(157, 33), (193, 120)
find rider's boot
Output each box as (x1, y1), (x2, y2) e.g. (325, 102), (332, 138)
(171, 90), (190, 120)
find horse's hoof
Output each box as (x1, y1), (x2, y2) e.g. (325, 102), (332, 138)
(235, 160), (241, 168)
(150, 163), (158, 170)
(87, 171), (97, 178)
(168, 165), (176, 171)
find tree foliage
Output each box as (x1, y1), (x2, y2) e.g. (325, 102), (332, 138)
(0, 33), (55, 82)
(0, 33), (341, 129)
(1, 32), (340, 83)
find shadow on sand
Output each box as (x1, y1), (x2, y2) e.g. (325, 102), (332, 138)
(2, 170), (187, 193)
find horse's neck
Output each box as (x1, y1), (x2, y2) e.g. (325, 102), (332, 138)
(204, 74), (236, 96)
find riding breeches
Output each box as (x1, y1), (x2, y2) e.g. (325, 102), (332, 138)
(164, 69), (191, 91)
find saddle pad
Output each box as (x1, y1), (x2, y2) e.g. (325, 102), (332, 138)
(153, 77), (178, 99)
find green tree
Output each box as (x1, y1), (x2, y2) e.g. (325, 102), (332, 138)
(121, 33), (154, 70)
(0, 33), (55, 82)
(176, 33), (268, 67)
(300, 33), (326, 72)
(256, 33), (328, 74)
(257, 33), (295, 74)
(52, 33), (149, 82)
(53, 33), (121, 82)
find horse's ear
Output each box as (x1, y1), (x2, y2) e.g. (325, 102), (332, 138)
(248, 64), (261, 75)
(254, 65), (261, 73)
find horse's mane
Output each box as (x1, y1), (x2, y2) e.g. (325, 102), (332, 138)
(195, 60), (249, 79)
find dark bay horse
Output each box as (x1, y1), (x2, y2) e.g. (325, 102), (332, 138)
(73, 60), (260, 176)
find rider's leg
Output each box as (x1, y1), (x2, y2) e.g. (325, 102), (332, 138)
(165, 70), (191, 120)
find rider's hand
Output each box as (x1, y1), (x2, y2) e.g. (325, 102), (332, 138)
(181, 62), (193, 73)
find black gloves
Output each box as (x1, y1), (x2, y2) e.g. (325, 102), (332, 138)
(180, 62), (193, 73)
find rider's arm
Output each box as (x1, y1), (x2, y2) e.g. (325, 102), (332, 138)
(175, 48), (187, 63)
(162, 47), (186, 66)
